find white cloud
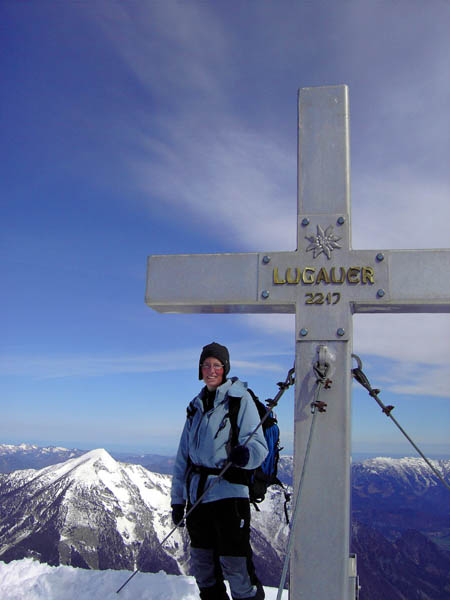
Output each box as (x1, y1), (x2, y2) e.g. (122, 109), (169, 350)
(0, 350), (198, 379)
(354, 314), (450, 367)
(352, 170), (450, 251)
(0, 341), (291, 380)
(354, 313), (450, 399)
(86, 0), (450, 257)
(92, 1), (229, 108)
(133, 125), (297, 251)
(384, 362), (450, 399)
(244, 313), (450, 399)
(79, 1), (450, 399)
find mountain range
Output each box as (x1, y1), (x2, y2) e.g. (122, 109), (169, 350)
(0, 443), (84, 473)
(0, 444), (449, 598)
(352, 457), (450, 549)
(350, 456), (450, 599)
(0, 443), (176, 475)
(0, 447), (288, 586)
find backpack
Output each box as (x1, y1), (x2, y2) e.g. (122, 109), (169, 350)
(227, 387), (291, 520)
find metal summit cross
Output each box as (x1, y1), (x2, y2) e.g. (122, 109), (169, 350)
(145, 86), (450, 599)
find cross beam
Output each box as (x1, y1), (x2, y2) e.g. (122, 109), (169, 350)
(145, 86), (450, 599)
(145, 248), (450, 317)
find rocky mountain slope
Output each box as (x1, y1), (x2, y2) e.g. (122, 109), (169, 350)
(0, 450), (187, 573)
(0, 449), (288, 585)
(350, 457), (450, 599)
(352, 456), (450, 551)
(352, 522), (450, 599)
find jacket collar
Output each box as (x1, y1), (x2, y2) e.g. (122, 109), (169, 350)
(196, 377), (249, 411)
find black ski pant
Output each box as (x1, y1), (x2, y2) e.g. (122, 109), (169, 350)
(186, 497), (263, 600)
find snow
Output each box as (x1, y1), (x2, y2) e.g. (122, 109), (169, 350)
(0, 443), (72, 455)
(116, 516), (137, 542)
(0, 443), (37, 455)
(363, 456), (444, 482)
(0, 559), (288, 600)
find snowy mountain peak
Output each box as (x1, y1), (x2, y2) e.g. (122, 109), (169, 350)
(31, 447), (120, 488)
(0, 448), (187, 573)
(66, 447), (118, 472)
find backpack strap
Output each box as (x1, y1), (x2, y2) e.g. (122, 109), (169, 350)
(225, 392), (253, 488)
(186, 399), (197, 422)
(227, 386), (264, 449)
(226, 394), (241, 449)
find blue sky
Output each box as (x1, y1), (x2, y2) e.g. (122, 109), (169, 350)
(1, 1), (449, 457)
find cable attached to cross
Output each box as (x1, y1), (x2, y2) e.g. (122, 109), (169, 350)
(275, 355), (332, 600)
(352, 353), (450, 493)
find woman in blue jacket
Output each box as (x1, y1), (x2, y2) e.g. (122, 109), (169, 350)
(171, 342), (268, 600)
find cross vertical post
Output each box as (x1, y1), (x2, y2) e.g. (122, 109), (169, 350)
(291, 86), (352, 599)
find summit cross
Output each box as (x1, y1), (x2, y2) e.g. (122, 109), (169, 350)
(145, 85), (450, 599)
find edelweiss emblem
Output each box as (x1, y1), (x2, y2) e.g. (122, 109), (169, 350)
(305, 225), (342, 259)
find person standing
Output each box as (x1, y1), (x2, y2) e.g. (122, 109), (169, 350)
(171, 342), (268, 600)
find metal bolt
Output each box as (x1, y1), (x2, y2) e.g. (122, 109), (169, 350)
(299, 328), (309, 337)
(261, 290), (270, 299)
(337, 328), (345, 337)
(301, 218), (310, 226)
(337, 216), (346, 225)
(376, 253), (385, 262)
(262, 255), (271, 264)
(377, 289), (385, 298)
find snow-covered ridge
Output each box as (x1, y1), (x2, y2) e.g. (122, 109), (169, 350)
(0, 443), (86, 475)
(0, 558), (287, 600)
(357, 456), (450, 486)
(352, 456), (450, 513)
(36, 448), (120, 484)
(0, 443), (73, 455)
(363, 456), (449, 470)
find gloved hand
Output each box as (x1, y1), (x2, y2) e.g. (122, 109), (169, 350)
(171, 503), (186, 527)
(229, 444), (250, 467)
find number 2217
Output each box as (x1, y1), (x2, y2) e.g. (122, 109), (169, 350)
(305, 292), (341, 305)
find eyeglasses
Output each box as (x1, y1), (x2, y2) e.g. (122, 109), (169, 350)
(201, 362), (224, 371)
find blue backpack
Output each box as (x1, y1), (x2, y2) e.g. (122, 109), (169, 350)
(227, 388), (291, 520)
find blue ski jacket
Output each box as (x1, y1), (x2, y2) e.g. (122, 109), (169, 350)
(171, 377), (268, 505)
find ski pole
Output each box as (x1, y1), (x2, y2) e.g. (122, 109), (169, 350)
(116, 460), (234, 594)
(116, 366), (295, 594)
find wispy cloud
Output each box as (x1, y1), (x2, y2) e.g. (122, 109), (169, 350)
(245, 313), (450, 399)
(92, 1), (229, 110)
(352, 171), (450, 251)
(354, 314), (450, 366)
(133, 126), (297, 251)
(73, 2), (450, 398)
(354, 314), (450, 398)
(0, 343), (290, 379)
(0, 351), (197, 379)
(383, 361), (450, 399)
(83, 2), (450, 255)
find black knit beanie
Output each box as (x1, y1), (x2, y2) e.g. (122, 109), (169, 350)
(198, 342), (230, 380)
